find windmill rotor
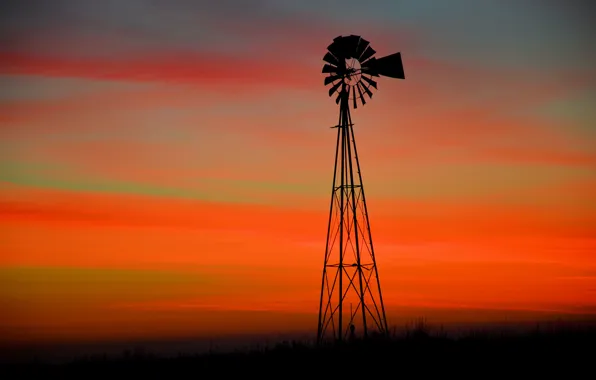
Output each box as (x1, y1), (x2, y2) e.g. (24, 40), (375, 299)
(322, 34), (405, 108)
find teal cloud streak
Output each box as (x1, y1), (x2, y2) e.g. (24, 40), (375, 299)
(0, 160), (323, 205)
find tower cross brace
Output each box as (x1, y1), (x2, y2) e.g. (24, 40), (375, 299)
(316, 85), (389, 343)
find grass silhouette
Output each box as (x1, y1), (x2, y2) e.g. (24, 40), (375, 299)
(3, 320), (594, 378)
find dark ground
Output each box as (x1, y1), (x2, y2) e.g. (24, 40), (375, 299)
(2, 324), (594, 378)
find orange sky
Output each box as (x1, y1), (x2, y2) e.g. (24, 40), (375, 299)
(2, 180), (595, 344)
(1, 0), (595, 346)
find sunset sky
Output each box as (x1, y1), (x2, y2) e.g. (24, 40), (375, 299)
(1, 0), (595, 347)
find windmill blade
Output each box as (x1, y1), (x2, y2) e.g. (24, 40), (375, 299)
(324, 74), (342, 86)
(360, 81), (373, 99)
(322, 64), (338, 74)
(337, 58), (346, 73)
(359, 45), (376, 63)
(337, 57), (346, 72)
(361, 67), (379, 77)
(328, 37), (351, 61)
(356, 82), (366, 106)
(361, 57), (379, 77)
(352, 86), (357, 109)
(355, 37), (370, 59)
(344, 35), (361, 45)
(328, 80), (342, 97)
(342, 35), (361, 59)
(323, 52), (339, 66)
(373, 52), (405, 79)
(327, 42), (343, 60)
(361, 75), (377, 89)
(336, 91), (342, 104)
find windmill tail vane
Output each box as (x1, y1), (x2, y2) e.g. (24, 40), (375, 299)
(317, 35), (404, 344)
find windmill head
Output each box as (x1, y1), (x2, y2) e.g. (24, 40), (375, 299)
(322, 35), (405, 108)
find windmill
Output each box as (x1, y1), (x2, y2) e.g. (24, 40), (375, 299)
(317, 35), (405, 343)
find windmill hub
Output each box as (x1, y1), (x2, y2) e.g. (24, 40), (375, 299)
(317, 35), (405, 344)
(343, 59), (361, 86)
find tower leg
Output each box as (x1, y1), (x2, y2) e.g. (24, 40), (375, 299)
(347, 110), (389, 336)
(337, 100), (346, 343)
(317, 122), (341, 344)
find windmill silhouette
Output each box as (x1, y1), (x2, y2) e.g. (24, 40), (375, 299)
(317, 35), (405, 343)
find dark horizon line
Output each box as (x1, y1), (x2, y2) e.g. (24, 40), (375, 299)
(2, 317), (595, 364)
